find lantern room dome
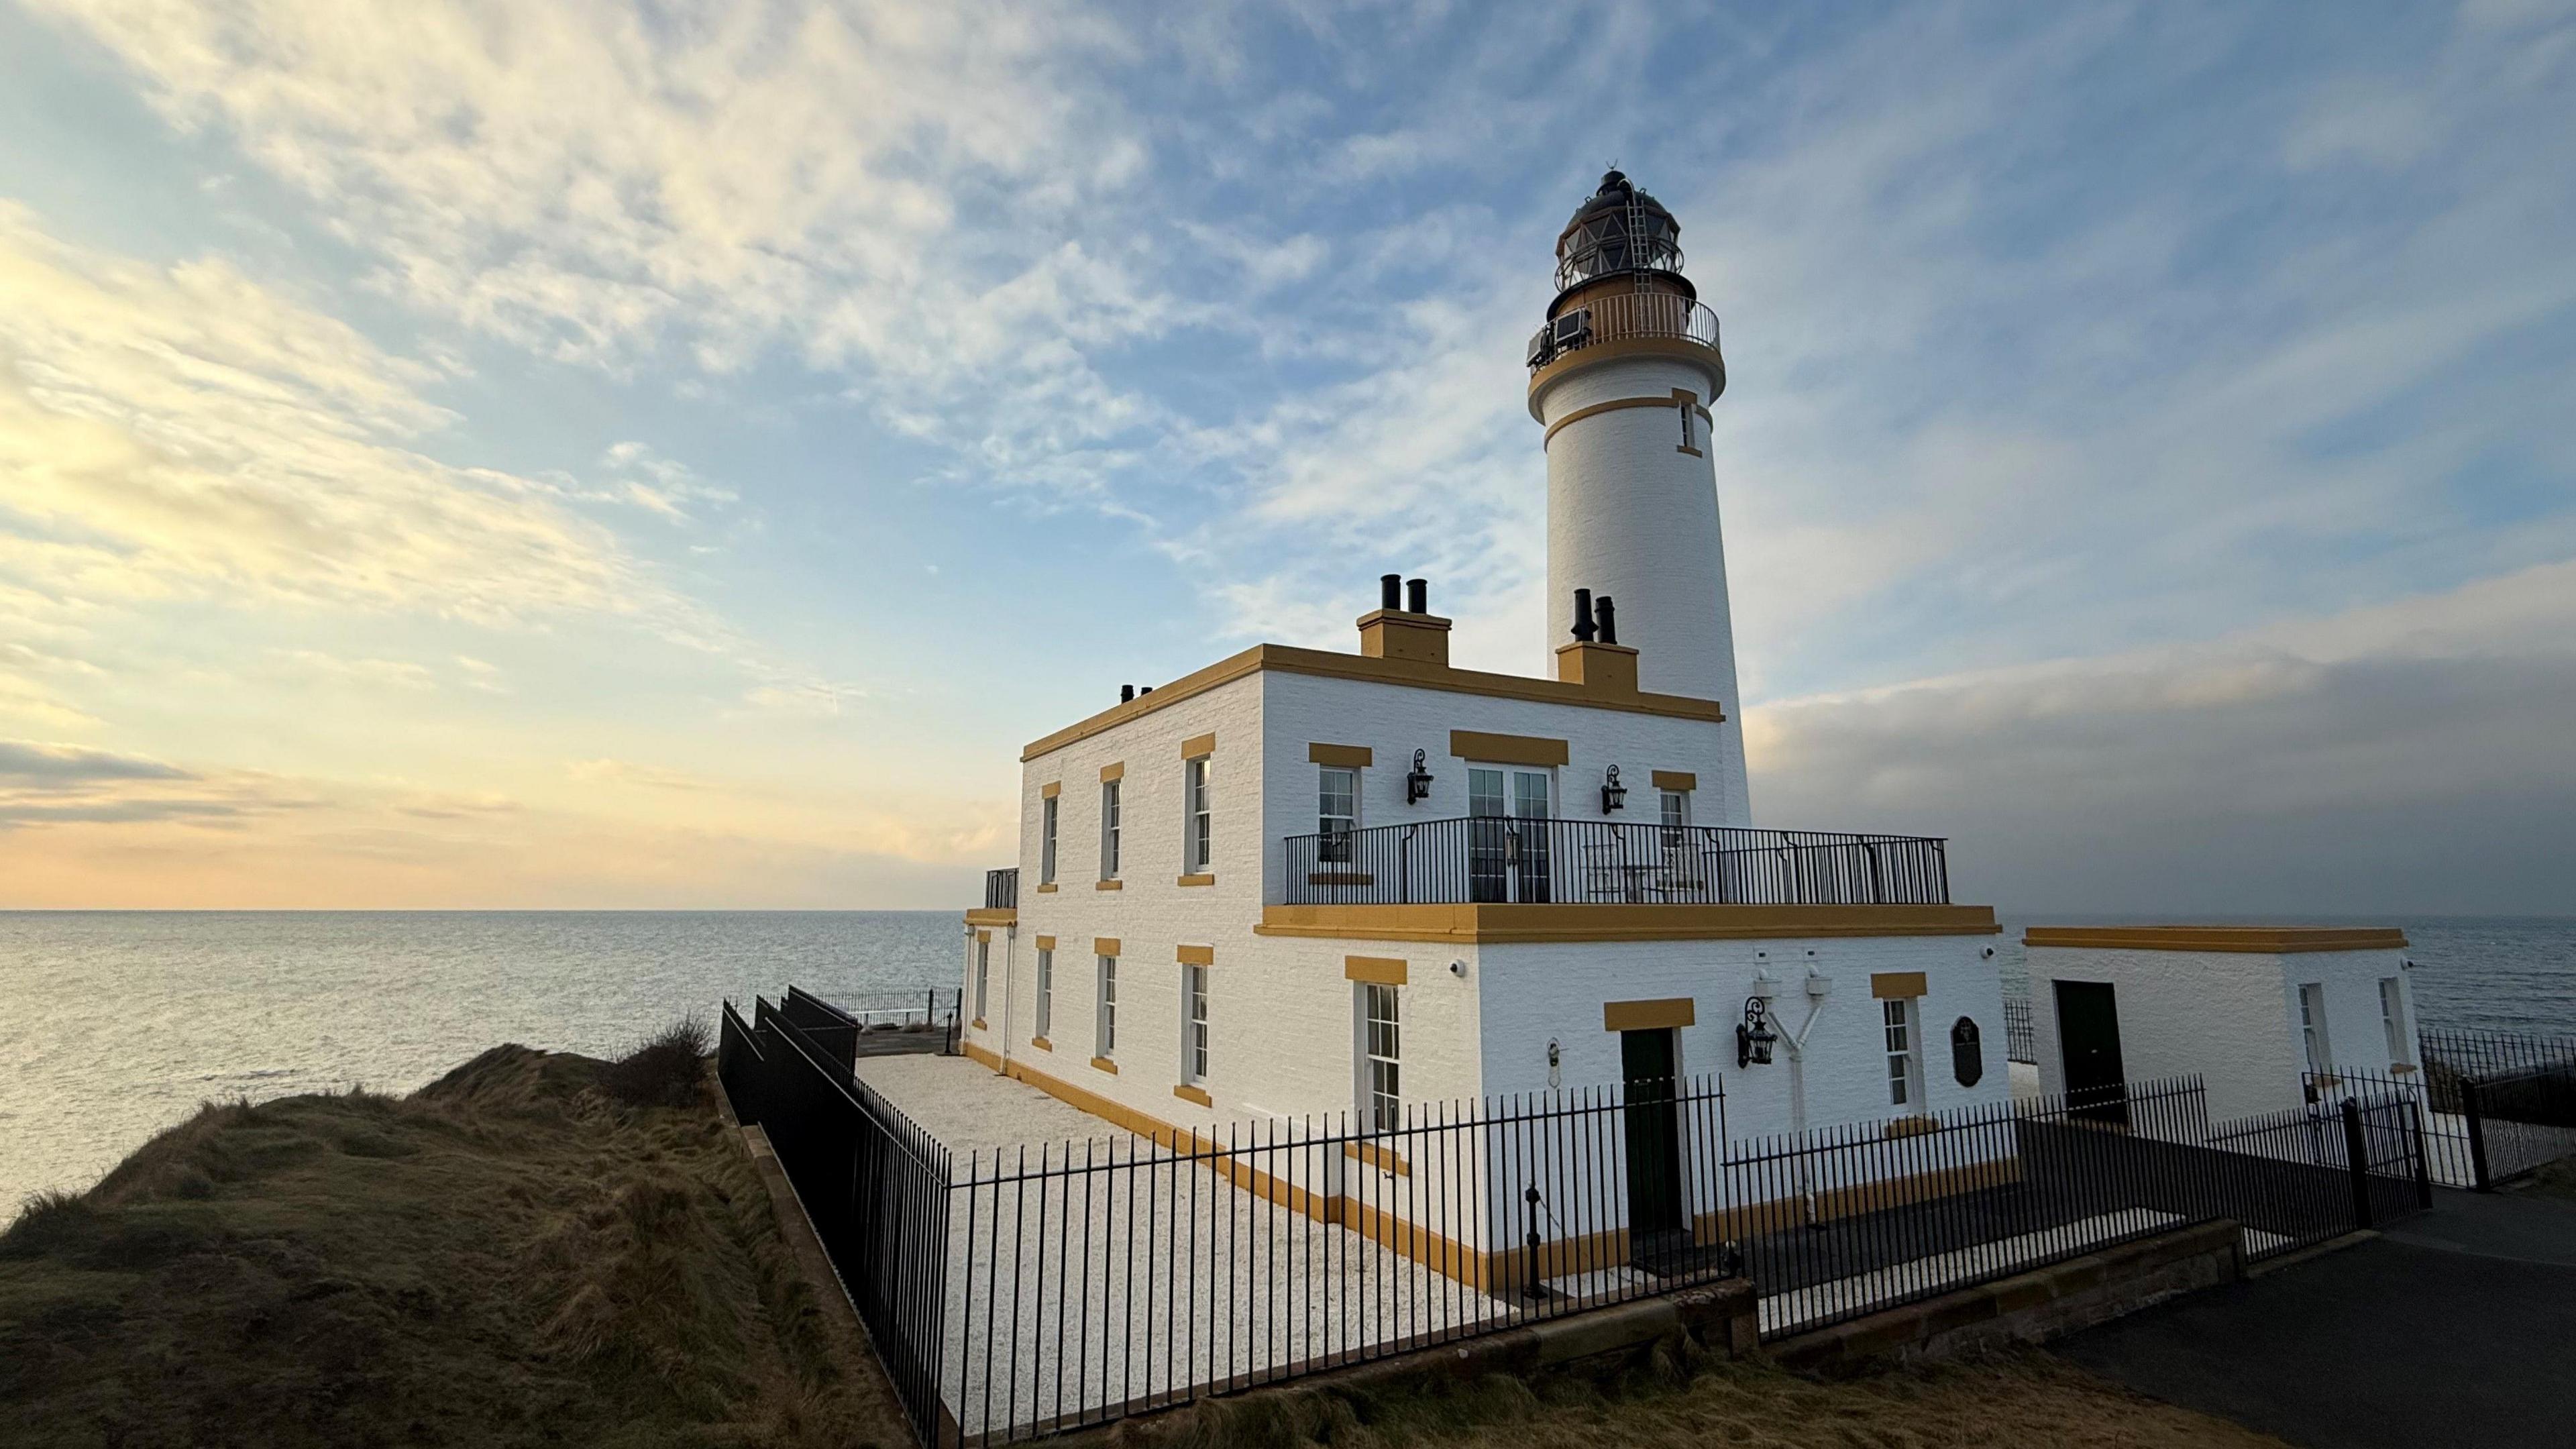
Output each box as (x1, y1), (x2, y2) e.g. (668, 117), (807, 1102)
(1553, 169), (1693, 303)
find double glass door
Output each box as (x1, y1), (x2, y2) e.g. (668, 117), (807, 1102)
(1467, 767), (1552, 903)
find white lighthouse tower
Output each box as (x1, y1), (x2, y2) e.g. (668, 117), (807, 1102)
(1526, 170), (1751, 824)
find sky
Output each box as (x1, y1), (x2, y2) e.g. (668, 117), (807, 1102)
(0, 0), (2571, 915)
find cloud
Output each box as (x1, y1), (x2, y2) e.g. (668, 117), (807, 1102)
(0, 739), (191, 786)
(1750, 560), (2576, 914)
(0, 737), (318, 830)
(0, 203), (675, 629)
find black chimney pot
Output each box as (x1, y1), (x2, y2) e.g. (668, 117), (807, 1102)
(1570, 588), (1597, 643)
(1379, 574), (1401, 610)
(1120, 684), (1135, 703)
(1596, 596), (1618, 645)
(1405, 578), (1428, 614)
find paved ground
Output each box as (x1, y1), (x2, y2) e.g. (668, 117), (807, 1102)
(2057, 1188), (2576, 1449)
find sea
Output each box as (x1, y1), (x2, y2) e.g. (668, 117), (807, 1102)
(4, 910), (2572, 1211)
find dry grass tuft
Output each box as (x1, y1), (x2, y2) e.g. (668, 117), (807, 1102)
(600, 1016), (714, 1110)
(0, 1039), (904, 1448)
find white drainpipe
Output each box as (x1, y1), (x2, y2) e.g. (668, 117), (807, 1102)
(1756, 965), (1836, 1224)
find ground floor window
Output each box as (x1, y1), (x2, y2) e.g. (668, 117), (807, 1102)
(1362, 982), (1400, 1132)
(1182, 964), (1209, 1085)
(1036, 947), (1053, 1038)
(975, 936), (989, 1023)
(2299, 983), (2332, 1074)
(2379, 977), (2408, 1065)
(1884, 997), (1923, 1108)
(1097, 955), (1118, 1058)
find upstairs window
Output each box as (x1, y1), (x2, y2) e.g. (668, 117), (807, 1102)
(1658, 787), (1690, 843)
(1100, 780), (1122, 879)
(1040, 795), (1059, 885)
(1318, 766), (1358, 864)
(1186, 757), (1214, 873)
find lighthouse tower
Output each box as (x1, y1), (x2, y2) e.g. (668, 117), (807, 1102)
(1526, 170), (1751, 824)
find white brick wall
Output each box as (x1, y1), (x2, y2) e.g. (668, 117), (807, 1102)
(2027, 945), (2417, 1122)
(1536, 351), (1751, 820)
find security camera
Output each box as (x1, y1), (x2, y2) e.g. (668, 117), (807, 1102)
(1448, 959), (1466, 977)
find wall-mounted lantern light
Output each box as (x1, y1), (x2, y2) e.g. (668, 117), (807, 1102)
(1600, 764), (1627, 814)
(1737, 996), (1778, 1068)
(1405, 749), (1434, 804)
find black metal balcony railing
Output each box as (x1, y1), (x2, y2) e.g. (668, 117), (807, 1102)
(1527, 290), (1721, 372)
(1282, 817), (1949, 907)
(982, 867), (1018, 910)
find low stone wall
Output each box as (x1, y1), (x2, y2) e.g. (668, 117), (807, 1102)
(1772, 1218), (2245, 1371)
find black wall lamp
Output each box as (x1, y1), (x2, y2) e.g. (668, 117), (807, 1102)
(1737, 996), (1778, 1068)
(1405, 749), (1434, 804)
(1600, 764), (1627, 813)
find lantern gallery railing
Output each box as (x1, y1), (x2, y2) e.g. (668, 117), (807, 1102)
(983, 867), (1018, 910)
(1281, 818), (1949, 907)
(1527, 290), (1721, 370)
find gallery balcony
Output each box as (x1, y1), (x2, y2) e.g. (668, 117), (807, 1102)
(1280, 818), (1950, 908)
(1526, 291), (1722, 372)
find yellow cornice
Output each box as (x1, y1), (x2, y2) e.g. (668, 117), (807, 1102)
(2023, 926), (2409, 954)
(1256, 902), (2000, 944)
(1526, 335), (1726, 421)
(1021, 644), (1723, 761)
(963, 908), (1016, 928)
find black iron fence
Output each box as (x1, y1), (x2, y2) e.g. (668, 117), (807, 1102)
(722, 989), (2437, 1446)
(722, 1001), (956, 1443)
(1282, 818), (1949, 907)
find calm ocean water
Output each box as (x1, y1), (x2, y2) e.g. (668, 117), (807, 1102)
(3, 910), (2571, 1210)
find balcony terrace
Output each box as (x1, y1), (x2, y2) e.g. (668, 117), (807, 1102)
(1282, 817), (1949, 908)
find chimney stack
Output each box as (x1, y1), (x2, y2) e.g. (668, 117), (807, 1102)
(1595, 595), (1617, 645)
(1554, 589), (1639, 694)
(1120, 684), (1135, 703)
(1356, 574), (1452, 666)
(1570, 588), (1597, 643)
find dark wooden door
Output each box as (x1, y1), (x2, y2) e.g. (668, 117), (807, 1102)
(2053, 979), (2129, 1128)
(1621, 1028), (1686, 1252)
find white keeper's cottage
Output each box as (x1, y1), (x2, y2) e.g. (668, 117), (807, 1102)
(958, 172), (2010, 1236)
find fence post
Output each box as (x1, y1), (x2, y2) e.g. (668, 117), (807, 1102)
(2408, 1098), (2433, 1208)
(2339, 1097), (2372, 1229)
(2461, 1077), (2493, 1192)
(1522, 1185), (1544, 1301)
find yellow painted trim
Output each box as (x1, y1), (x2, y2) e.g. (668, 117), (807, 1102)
(1020, 644), (1722, 761)
(1650, 770), (1697, 792)
(971, 1017), (987, 1030)
(1344, 955), (1409, 985)
(1527, 335), (1725, 419)
(1173, 1083), (1212, 1108)
(1260, 902), (2002, 943)
(965, 909), (1015, 928)
(1176, 873), (1216, 888)
(1552, 640), (1638, 694)
(1099, 761), (1124, 782)
(1308, 743), (1375, 768)
(1177, 944), (1215, 966)
(1356, 609), (1454, 665)
(1091, 1055), (1120, 1075)
(1449, 729), (1570, 767)
(1031, 1035), (1052, 1052)
(1181, 732), (1216, 759)
(1093, 936), (1121, 955)
(1538, 392), (1712, 447)
(1032, 934), (1055, 950)
(1344, 1140), (1411, 1176)
(1034, 882), (1059, 894)
(1603, 998), (1695, 1032)
(2023, 926), (2410, 953)
(1884, 1114), (1939, 1139)
(1095, 879), (1123, 891)
(1871, 971), (1929, 1001)
(1040, 781), (1061, 799)
(1307, 871), (1376, 887)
